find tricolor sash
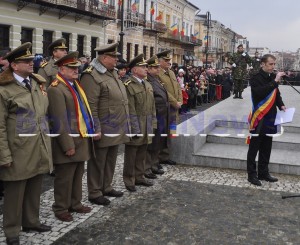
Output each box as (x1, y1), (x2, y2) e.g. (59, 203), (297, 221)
(56, 73), (95, 137)
(248, 88), (277, 132)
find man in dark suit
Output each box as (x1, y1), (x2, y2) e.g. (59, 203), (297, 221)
(47, 51), (93, 222)
(145, 55), (169, 179)
(247, 54), (286, 186)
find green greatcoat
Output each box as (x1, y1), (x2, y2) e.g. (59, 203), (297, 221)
(0, 69), (53, 181)
(38, 57), (58, 87)
(80, 59), (131, 148)
(124, 76), (157, 146)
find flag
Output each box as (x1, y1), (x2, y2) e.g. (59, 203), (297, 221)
(118, 0), (122, 6)
(170, 23), (178, 36)
(103, 0), (107, 3)
(155, 12), (163, 21)
(150, 6), (155, 16)
(131, 0), (139, 12)
(203, 35), (208, 40)
(180, 28), (185, 37)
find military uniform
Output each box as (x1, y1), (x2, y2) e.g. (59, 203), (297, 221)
(145, 56), (169, 177)
(0, 43), (52, 243)
(227, 45), (252, 98)
(80, 43), (131, 204)
(38, 38), (68, 87)
(47, 52), (92, 222)
(157, 50), (182, 164)
(123, 54), (157, 190)
(250, 53), (261, 78)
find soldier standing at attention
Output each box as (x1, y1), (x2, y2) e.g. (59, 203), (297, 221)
(228, 44), (252, 99)
(80, 43), (130, 205)
(47, 51), (93, 222)
(144, 55), (169, 179)
(38, 38), (68, 87)
(249, 51), (261, 79)
(123, 54), (157, 192)
(0, 43), (52, 245)
(157, 50), (182, 165)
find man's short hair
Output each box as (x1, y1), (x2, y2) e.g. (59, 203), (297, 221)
(261, 54), (276, 63)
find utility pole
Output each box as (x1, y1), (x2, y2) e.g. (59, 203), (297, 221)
(205, 11), (211, 68)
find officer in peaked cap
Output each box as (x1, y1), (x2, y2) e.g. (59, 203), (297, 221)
(48, 50), (92, 222)
(145, 55), (169, 180)
(38, 38), (68, 87)
(0, 42), (52, 244)
(80, 42), (131, 205)
(94, 42), (120, 56)
(156, 49), (172, 60)
(123, 53), (157, 192)
(157, 49), (182, 166)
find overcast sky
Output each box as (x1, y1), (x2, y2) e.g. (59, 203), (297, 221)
(188, 0), (300, 52)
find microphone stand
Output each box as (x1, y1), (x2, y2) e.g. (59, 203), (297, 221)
(282, 194), (300, 199)
(283, 79), (300, 95)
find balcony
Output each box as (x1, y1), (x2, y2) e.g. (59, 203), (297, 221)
(144, 21), (167, 33)
(159, 31), (201, 46)
(17, 0), (116, 22)
(202, 47), (223, 53)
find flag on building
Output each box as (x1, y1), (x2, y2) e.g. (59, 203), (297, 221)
(170, 23), (178, 36)
(118, 0), (122, 6)
(203, 35), (208, 40)
(150, 6), (155, 16)
(103, 0), (107, 4)
(155, 12), (163, 21)
(191, 32), (199, 41)
(131, 0), (139, 12)
(180, 28), (185, 37)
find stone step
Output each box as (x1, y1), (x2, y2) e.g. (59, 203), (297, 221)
(194, 143), (300, 175)
(207, 126), (300, 151)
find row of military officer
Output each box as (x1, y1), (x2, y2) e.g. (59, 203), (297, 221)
(0, 39), (183, 245)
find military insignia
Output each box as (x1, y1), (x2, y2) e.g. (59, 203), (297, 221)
(26, 48), (31, 55)
(84, 66), (94, 73)
(124, 80), (132, 86)
(40, 61), (48, 68)
(51, 80), (59, 87)
(39, 84), (47, 96)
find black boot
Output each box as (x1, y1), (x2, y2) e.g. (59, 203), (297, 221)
(233, 90), (238, 99)
(239, 91), (243, 99)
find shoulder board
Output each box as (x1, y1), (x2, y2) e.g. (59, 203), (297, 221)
(40, 61), (48, 68)
(31, 73), (46, 83)
(51, 79), (59, 87)
(124, 80), (132, 86)
(84, 66), (94, 73)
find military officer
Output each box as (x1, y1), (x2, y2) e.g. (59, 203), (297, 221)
(157, 50), (182, 165)
(0, 42), (52, 245)
(47, 51), (93, 222)
(145, 55), (169, 179)
(38, 38), (68, 87)
(80, 43), (130, 205)
(227, 44), (252, 99)
(123, 54), (157, 192)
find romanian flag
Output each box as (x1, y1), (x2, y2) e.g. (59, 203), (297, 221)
(248, 88), (278, 132)
(103, 0), (107, 3)
(150, 6), (155, 16)
(170, 23), (178, 36)
(191, 32), (198, 41)
(118, 0), (122, 6)
(180, 28), (185, 37)
(155, 12), (163, 21)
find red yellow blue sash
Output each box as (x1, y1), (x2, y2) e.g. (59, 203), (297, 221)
(56, 73), (95, 137)
(248, 88), (277, 132)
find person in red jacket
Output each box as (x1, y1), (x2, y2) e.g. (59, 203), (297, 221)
(180, 84), (189, 114)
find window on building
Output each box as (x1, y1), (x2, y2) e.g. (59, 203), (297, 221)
(166, 15), (170, 28)
(143, 45), (147, 59)
(150, 47), (154, 57)
(77, 35), (84, 57)
(126, 43), (131, 62)
(62, 32), (70, 48)
(21, 28), (33, 44)
(43, 30), (53, 56)
(91, 37), (97, 59)
(173, 16), (177, 25)
(186, 23), (189, 36)
(134, 44), (139, 57)
(190, 25), (193, 36)
(0, 25), (10, 50)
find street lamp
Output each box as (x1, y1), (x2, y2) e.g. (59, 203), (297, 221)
(205, 11), (211, 68)
(119, 0), (125, 58)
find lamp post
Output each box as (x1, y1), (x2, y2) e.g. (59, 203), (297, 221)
(119, 0), (125, 58)
(205, 11), (211, 68)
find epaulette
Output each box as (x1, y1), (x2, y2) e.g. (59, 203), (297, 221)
(31, 73), (46, 83)
(84, 66), (94, 73)
(124, 80), (132, 86)
(40, 61), (48, 68)
(51, 79), (59, 87)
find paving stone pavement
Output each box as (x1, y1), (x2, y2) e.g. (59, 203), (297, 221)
(1, 153), (300, 244)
